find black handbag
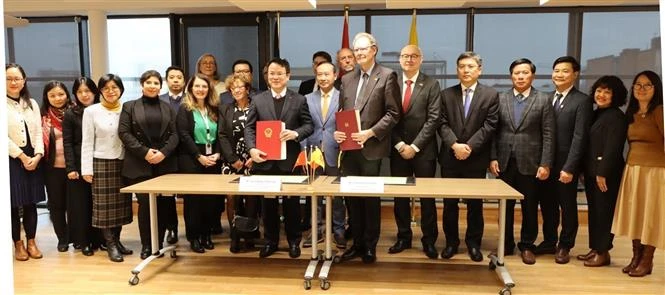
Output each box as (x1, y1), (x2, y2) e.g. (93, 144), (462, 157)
(233, 215), (259, 233)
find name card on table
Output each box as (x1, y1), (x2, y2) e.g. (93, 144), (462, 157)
(340, 176), (384, 193)
(239, 176), (282, 195)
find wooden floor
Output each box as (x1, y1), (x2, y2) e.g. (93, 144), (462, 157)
(13, 203), (665, 295)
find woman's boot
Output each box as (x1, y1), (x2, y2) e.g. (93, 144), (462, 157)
(629, 245), (655, 277)
(26, 239), (43, 259)
(230, 226), (240, 253)
(102, 228), (123, 262)
(113, 227), (133, 255)
(622, 239), (643, 273)
(14, 240), (29, 261)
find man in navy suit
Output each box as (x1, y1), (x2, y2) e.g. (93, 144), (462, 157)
(438, 52), (499, 262)
(535, 56), (592, 264)
(388, 44), (442, 259)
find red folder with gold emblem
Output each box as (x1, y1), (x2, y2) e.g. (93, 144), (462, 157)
(335, 109), (362, 151)
(257, 120), (286, 160)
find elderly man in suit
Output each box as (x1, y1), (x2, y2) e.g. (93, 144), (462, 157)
(388, 44), (442, 259)
(245, 57), (314, 259)
(535, 56), (592, 264)
(438, 52), (499, 262)
(301, 61), (347, 249)
(334, 32), (401, 264)
(489, 58), (555, 264)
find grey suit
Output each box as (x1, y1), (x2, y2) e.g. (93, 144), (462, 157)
(540, 87), (592, 250)
(390, 72), (441, 245)
(492, 87), (555, 251)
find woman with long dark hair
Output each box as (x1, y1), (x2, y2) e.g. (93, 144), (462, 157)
(7, 63), (46, 261)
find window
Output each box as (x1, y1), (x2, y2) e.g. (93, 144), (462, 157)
(107, 17), (171, 101)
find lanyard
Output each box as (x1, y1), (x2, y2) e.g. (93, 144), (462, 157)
(197, 108), (213, 144)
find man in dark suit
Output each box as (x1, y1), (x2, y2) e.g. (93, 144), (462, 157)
(245, 57), (314, 258)
(438, 52), (499, 262)
(489, 58), (555, 264)
(220, 59), (258, 105)
(158, 65), (185, 245)
(298, 51), (333, 96)
(334, 32), (401, 264)
(388, 44), (441, 259)
(535, 56), (592, 264)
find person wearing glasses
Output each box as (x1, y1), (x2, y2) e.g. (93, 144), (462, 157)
(81, 74), (133, 262)
(7, 63), (46, 261)
(220, 59), (257, 105)
(612, 70), (664, 277)
(196, 53), (226, 98)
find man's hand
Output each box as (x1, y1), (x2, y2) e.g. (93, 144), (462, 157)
(559, 170), (573, 184)
(333, 131), (347, 143)
(596, 175), (608, 192)
(249, 148), (267, 163)
(451, 143), (471, 160)
(280, 129), (298, 142)
(351, 129), (375, 146)
(489, 160), (500, 176)
(399, 145), (416, 160)
(536, 166), (550, 180)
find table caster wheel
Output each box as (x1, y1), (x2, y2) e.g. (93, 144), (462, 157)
(489, 261), (496, 270)
(499, 287), (511, 295)
(333, 256), (341, 263)
(129, 275), (139, 285)
(170, 250), (177, 258)
(304, 279), (311, 290)
(320, 280), (331, 290)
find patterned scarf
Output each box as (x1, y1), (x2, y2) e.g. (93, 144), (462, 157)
(101, 97), (121, 112)
(42, 106), (66, 158)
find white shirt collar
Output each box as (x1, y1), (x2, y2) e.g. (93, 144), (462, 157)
(513, 87), (531, 98)
(271, 88), (287, 99)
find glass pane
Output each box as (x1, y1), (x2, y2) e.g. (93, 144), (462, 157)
(108, 18), (171, 101)
(280, 16), (365, 91)
(580, 11), (661, 92)
(187, 26), (259, 89)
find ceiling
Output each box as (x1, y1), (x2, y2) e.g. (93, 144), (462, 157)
(3, 0), (659, 17)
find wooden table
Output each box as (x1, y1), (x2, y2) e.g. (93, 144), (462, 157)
(312, 176), (523, 295)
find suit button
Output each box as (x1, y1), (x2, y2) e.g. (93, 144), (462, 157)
(322, 128), (325, 131)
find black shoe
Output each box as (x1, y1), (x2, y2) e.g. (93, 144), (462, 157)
(441, 245), (458, 259)
(388, 240), (412, 254)
(140, 246), (152, 259)
(81, 245), (94, 256)
(334, 234), (347, 249)
(210, 224), (224, 235)
(302, 233), (324, 248)
(505, 245), (515, 256)
(202, 235), (214, 250)
(229, 229), (241, 253)
(98, 243), (108, 252)
(344, 228), (352, 240)
(289, 244), (301, 258)
(362, 249), (376, 264)
(534, 242), (556, 255)
(57, 242), (69, 252)
(190, 240), (205, 253)
(107, 245), (123, 263)
(468, 247), (483, 262)
(166, 229), (178, 244)
(259, 244), (278, 258)
(117, 241), (133, 255)
(423, 243), (438, 259)
(341, 245), (363, 261)
(73, 243), (82, 250)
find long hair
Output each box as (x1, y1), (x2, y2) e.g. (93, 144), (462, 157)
(195, 53), (219, 81)
(40, 80), (73, 116)
(71, 77), (100, 116)
(6, 63), (33, 109)
(182, 74), (219, 121)
(626, 70), (663, 123)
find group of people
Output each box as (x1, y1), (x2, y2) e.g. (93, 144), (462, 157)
(7, 31), (663, 279)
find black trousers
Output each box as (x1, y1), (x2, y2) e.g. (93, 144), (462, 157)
(341, 150), (382, 251)
(163, 196), (178, 231)
(539, 164), (579, 250)
(390, 154), (437, 245)
(256, 166), (302, 246)
(67, 177), (97, 246)
(11, 204), (38, 241)
(499, 157), (539, 251)
(584, 173), (620, 252)
(45, 166), (68, 244)
(183, 195), (217, 241)
(127, 176), (169, 248)
(441, 168), (486, 249)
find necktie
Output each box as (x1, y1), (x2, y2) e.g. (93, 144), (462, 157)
(403, 80), (413, 113)
(553, 93), (563, 112)
(356, 73), (369, 109)
(463, 88), (472, 118)
(321, 93), (329, 120)
(514, 93), (525, 124)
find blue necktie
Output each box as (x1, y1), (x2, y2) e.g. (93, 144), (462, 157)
(463, 88), (472, 118)
(514, 93), (525, 124)
(553, 93), (563, 112)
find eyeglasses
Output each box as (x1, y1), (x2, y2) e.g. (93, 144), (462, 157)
(234, 70), (251, 74)
(6, 77), (24, 83)
(231, 86), (246, 91)
(633, 83), (654, 90)
(400, 54), (421, 60)
(101, 85), (120, 93)
(353, 46), (372, 53)
(268, 72), (286, 77)
(201, 61), (216, 66)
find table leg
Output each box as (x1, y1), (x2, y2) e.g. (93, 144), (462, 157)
(304, 195), (320, 290)
(316, 195), (334, 290)
(488, 198), (515, 294)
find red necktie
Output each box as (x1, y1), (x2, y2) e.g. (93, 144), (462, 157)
(403, 80), (413, 113)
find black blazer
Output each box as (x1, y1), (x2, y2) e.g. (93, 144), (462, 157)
(218, 103), (242, 165)
(551, 87), (593, 174)
(118, 97), (179, 179)
(298, 78), (316, 96)
(244, 89), (314, 172)
(391, 72), (442, 161)
(176, 106), (222, 173)
(438, 83), (499, 173)
(63, 108), (83, 174)
(584, 107), (627, 179)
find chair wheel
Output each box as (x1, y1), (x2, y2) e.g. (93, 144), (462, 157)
(489, 262), (496, 270)
(129, 275), (139, 285)
(170, 250), (177, 258)
(320, 280), (331, 290)
(499, 287), (511, 295)
(304, 279), (312, 290)
(333, 256), (341, 263)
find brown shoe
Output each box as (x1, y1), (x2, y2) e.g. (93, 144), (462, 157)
(629, 245), (654, 277)
(576, 249), (597, 261)
(584, 251), (610, 267)
(554, 247), (570, 264)
(14, 240), (29, 261)
(521, 249), (536, 265)
(623, 239), (643, 273)
(26, 239), (43, 259)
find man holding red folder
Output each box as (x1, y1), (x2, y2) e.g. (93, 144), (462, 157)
(245, 58), (314, 259)
(334, 32), (401, 264)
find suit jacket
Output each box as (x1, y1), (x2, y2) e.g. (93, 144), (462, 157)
(244, 89), (314, 172)
(338, 63), (402, 160)
(302, 88), (340, 167)
(491, 88), (555, 175)
(175, 106), (222, 173)
(438, 83), (499, 172)
(391, 72), (442, 161)
(63, 108), (84, 174)
(159, 93), (183, 112)
(218, 103), (249, 165)
(584, 107), (627, 179)
(298, 78), (316, 96)
(118, 97), (179, 179)
(551, 87), (593, 174)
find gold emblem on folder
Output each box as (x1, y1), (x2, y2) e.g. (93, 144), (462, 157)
(264, 128), (273, 138)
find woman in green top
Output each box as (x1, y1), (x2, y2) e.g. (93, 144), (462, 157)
(176, 74), (222, 253)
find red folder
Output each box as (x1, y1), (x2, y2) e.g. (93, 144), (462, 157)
(257, 120), (286, 160)
(335, 109), (362, 151)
